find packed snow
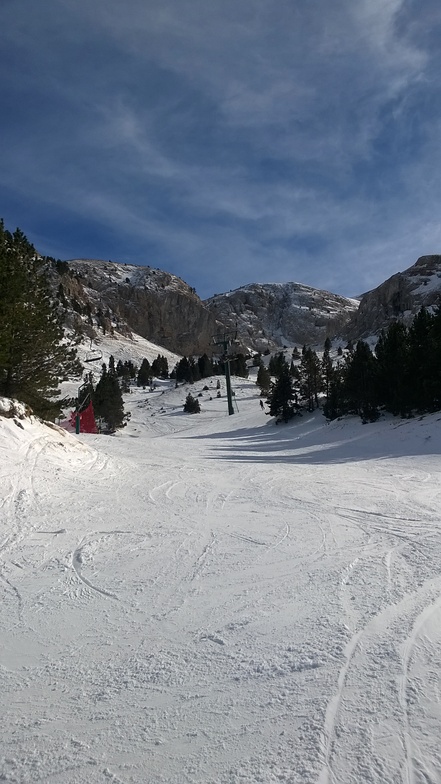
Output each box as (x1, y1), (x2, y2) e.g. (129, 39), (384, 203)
(1, 375), (441, 783)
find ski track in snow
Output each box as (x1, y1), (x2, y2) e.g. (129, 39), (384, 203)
(1, 381), (441, 783)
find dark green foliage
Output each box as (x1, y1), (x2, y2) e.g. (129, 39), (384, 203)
(324, 309), (441, 422)
(299, 348), (322, 411)
(189, 357), (201, 382)
(175, 356), (193, 383)
(92, 367), (125, 431)
(151, 354), (169, 378)
(256, 363), (271, 395)
(321, 344), (333, 398)
(268, 351), (287, 377)
(267, 364), (299, 423)
(344, 341), (379, 421)
(0, 220), (81, 417)
(53, 259), (70, 276)
(197, 353), (213, 378)
(323, 367), (346, 421)
(183, 393), (201, 413)
(375, 323), (409, 416)
(137, 358), (151, 387)
(230, 353), (249, 378)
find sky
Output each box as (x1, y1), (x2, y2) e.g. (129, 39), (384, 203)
(1, 0), (441, 300)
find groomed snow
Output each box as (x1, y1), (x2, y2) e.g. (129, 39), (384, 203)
(1, 377), (441, 783)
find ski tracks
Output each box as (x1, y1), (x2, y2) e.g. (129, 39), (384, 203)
(318, 577), (441, 784)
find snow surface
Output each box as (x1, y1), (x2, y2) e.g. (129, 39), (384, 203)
(1, 376), (441, 783)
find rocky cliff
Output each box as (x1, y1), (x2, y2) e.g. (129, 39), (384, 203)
(61, 259), (219, 356)
(205, 282), (359, 352)
(346, 255), (441, 340)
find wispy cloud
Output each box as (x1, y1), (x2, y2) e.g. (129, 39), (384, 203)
(0, 0), (439, 299)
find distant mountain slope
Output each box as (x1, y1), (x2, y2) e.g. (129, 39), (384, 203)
(346, 255), (441, 339)
(205, 282), (359, 351)
(62, 259), (219, 356)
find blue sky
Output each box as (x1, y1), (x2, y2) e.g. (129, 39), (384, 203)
(1, 0), (441, 300)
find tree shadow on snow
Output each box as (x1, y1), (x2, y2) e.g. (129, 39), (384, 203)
(184, 414), (441, 465)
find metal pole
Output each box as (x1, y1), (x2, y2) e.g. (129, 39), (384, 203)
(212, 329), (238, 416)
(225, 358), (234, 415)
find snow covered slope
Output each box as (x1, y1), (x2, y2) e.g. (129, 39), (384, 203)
(1, 383), (441, 783)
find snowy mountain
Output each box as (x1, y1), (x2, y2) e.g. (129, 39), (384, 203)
(347, 254), (441, 339)
(59, 258), (218, 357)
(55, 254), (441, 359)
(205, 281), (359, 351)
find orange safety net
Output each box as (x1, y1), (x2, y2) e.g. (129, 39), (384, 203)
(70, 401), (98, 434)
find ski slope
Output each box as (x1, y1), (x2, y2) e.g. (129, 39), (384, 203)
(1, 378), (441, 783)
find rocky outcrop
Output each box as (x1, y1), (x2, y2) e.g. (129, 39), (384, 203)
(205, 282), (359, 352)
(346, 255), (441, 340)
(63, 260), (220, 356)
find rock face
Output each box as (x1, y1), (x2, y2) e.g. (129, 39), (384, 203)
(62, 260), (219, 356)
(205, 282), (359, 352)
(346, 255), (441, 340)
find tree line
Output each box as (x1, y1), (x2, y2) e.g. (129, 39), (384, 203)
(260, 308), (441, 424)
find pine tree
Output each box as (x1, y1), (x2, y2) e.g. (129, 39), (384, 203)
(151, 354), (169, 378)
(0, 221), (81, 417)
(299, 348), (322, 411)
(345, 340), (379, 421)
(375, 322), (410, 416)
(268, 352), (287, 377)
(256, 363), (271, 395)
(231, 353), (249, 378)
(137, 358), (151, 387)
(407, 307), (434, 412)
(197, 353), (213, 379)
(92, 366), (125, 431)
(321, 343), (334, 399)
(176, 356), (193, 383)
(183, 392), (201, 413)
(267, 363), (298, 423)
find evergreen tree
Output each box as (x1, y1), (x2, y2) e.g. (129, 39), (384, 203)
(92, 366), (125, 431)
(345, 340), (379, 421)
(175, 356), (193, 383)
(189, 357), (201, 382)
(183, 392), (201, 413)
(256, 363), (271, 395)
(267, 363), (298, 423)
(231, 353), (249, 378)
(428, 307), (441, 410)
(197, 353), (213, 378)
(321, 343), (334, 399)
(268, 351), (287, 377)
(137, 358), (151, 387)
(0, 221), (81, 417)
(375, 322), (410, 416)
(323, 365), (346, 420)
(407, 307), (434, 412)
(299, 348), (321, 411)
(151, 354), (169, 378)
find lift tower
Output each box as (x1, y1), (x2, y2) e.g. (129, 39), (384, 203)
(212, 330), (240, 416)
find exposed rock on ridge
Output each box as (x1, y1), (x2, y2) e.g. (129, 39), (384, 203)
(64, 259), (219, 356)
(346, 255), (441, 340)
(205, 282), (359, 351)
